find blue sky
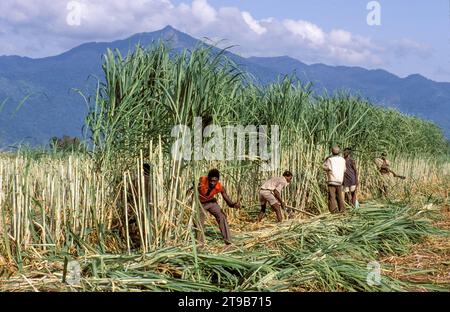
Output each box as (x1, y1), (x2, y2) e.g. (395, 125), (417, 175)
(1, 0), (449, 81)
(179, 0), (450, 81)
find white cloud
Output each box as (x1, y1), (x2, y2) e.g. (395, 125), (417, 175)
(191, 0), (217, 25)
(329, 30), (352, 46)
(242, 11), (267, 35)
(283, 19), (325, 46)
(0, 0), (434, 71)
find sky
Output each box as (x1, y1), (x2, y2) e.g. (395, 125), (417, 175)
(1, 0), (449, 81)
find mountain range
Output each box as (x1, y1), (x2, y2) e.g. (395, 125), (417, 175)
(0, 25), (449, 147)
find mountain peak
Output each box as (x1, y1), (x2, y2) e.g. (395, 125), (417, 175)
(161, 25), (176, 32)
(249, 55), (299, 62)
(1, 27), (449, 147)
(157, 25), (186, 36)
(406, 73), (427, 81)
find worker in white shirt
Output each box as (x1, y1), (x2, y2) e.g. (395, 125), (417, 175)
(323, 146), (346, 213)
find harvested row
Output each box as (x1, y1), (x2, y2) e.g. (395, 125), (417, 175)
(1, 202), (447, 291)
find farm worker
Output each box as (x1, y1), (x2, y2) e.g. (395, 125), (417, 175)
(343, 148), (359, 207)
(196, 169), (240, 246)
(323, 146), (346, 213)
(374, 152), (406, 197)
(257, 171), (293, 223)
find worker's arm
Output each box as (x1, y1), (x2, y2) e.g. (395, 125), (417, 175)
(386, 165), (405, 178)
(376, 158), (393, 175)
(187, 178), (202, 196)
(322, 158), (331, 172)
(186, 182), (195, 195)
(383, 165), (398, 177)
(273, 189), (284, 208)
(379, 160), (405, 179)
(390, 170), (405, 179)
(374, 158), (383, 170)
(352, 159), (359, 186)
(389, 168), (398, 177)
(221, 187), (241, 208)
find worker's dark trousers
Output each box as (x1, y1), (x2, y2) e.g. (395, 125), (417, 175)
(328, 185), (345, 213)
(196, 202), (231, 244)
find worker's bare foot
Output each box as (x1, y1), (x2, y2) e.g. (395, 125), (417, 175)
(257, 212), (265, 223)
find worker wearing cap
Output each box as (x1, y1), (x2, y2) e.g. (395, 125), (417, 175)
(323, 146), (346, 213)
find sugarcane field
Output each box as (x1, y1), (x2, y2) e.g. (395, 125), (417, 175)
(1, 1), (450, 297)
(0, 41), (449, 293)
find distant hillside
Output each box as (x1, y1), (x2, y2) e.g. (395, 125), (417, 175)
(248, 56), (450, 138)
(0, 25), (449, 146)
